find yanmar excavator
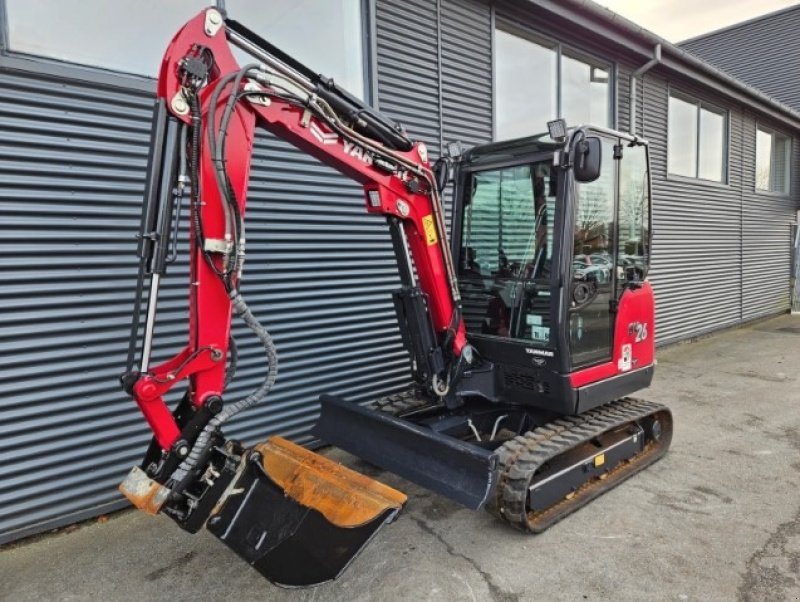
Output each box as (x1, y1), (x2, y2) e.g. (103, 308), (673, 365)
(119, 6), (673, 587)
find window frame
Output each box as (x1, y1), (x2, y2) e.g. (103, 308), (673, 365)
(666, 88), (730, 185)
(492, 21), (615, 139)
(0, 0), (374, 102)
(754, 122), (792, 197)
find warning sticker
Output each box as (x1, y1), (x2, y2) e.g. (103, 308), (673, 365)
(422, 214), (438, 246)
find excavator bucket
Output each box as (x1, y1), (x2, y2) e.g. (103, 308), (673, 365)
(206, 436), (406, 588)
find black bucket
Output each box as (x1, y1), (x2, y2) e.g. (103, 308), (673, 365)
(206, 436), (406, 587)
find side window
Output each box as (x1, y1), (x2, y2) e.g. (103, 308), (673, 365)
(756, 126), (791, 194)
(570, 138), (616, 367)
(667, 93), (727, 183)
(458, 161), (557, 343)
(617, 143), (650, 287)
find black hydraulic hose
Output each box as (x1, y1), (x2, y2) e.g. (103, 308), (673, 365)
(215, 65), (258, 279)
(189, 94), (205, 251)
(206, 70), (241, 282)
(224, 335), (238, 388)
(190, 93), (227, 281)
(226, 18), (412, 151)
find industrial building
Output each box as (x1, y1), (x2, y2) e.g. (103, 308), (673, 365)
(1, 0), (798, 542)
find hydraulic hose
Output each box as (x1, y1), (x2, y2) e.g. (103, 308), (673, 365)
(170, 288), (277, 484)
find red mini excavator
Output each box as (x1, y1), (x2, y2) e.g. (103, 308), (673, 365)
(119, 6), (673, 587)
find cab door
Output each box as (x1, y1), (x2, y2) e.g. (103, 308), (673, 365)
(567, 137), (618, 368)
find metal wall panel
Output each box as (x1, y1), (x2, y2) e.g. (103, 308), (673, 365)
(740, 113), (797, 320)
(0, 69), (155, 541)
(440, 0), (493, 224)
(440, 0), (492, 147)
(681, 7), (800, 114)
(642, 75), (744, 343)
(375, 0), (442, 155)
(0, 67), (411, 542)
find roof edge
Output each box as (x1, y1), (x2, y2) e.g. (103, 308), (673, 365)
(527, 0), (800, 130)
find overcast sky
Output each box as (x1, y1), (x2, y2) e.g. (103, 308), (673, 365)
(595, 0), (799, 42)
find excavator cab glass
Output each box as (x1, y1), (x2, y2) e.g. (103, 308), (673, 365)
(457, 158), (557, 344)
(452, 127), (653, 413)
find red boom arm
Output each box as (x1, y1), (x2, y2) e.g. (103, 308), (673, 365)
(130, 8), (467, 451)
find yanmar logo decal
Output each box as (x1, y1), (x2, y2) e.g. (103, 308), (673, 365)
(310, 121), (338, 145)
(309, 120), (376, 165)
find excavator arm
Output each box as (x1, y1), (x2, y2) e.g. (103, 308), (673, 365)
(118, 6), (473, 587)
(125, 7), (469, 453)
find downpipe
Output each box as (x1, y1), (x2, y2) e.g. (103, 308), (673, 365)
(629, 44), (661, 136)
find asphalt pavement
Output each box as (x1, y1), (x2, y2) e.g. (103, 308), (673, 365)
(3, 314), (800, 601)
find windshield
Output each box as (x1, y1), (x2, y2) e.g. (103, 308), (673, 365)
(457, 159), (557, 345)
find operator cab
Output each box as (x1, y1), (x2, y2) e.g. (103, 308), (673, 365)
(451, 124), (653, 415)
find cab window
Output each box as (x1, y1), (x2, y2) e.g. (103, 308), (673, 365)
(570, 138), (616, 367)
(458, 160), (557, 344)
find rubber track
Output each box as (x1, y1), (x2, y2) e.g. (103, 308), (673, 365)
(487, 397), (672, 533)
(370, 390), (432, 415)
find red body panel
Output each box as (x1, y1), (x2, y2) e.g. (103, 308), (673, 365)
(132, 10), (466, 449)
(569, 282), (655, 388)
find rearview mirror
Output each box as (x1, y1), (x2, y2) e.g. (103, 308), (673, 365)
(574, 136), (602, 183)
(432, 157), (450, 192)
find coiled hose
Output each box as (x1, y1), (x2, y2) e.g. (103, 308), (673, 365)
(169, 288), (277, 485)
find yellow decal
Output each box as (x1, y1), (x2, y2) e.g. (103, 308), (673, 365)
(422, 215), (438, 246)
(593, 453), (605, 468)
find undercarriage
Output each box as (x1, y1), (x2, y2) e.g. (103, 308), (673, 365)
(316, 391), (672, 532)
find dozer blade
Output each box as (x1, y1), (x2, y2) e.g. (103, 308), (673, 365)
(206, 436), (406, 588)
(312, 394), (498, 509)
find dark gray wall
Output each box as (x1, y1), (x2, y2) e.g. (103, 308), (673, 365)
(0, 64), (155, 541)
(641, 75), (797, 340)
(681, 7), (800, 114)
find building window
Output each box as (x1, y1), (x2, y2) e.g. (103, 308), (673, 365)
(667, 93), (727, 182)
(5, 0), (366, 97)
(494, 27), (611, 141)
(755, 126), (791, 194)
(228, 0), (366, 99)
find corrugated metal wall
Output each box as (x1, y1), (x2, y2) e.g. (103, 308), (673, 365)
(740, 114), (797, 320)
(642, 76), (744, 342)
(640, 73), (797, 342)
(375, 0), (441, 155)
(440, 0), (493, 147)
(0, 68), (155, 541)
(0, 42), (412, 542)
